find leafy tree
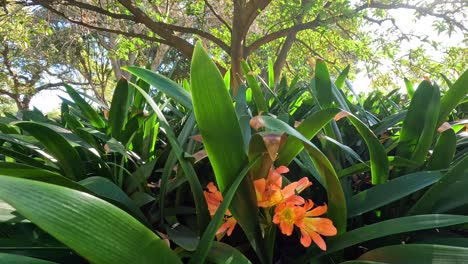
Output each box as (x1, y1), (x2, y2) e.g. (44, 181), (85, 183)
(11, 0), (466, 91)
(0, 6), (118, 110)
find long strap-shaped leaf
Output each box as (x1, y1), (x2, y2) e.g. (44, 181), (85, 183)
(0, 176), (181, 264)
(190, 42), (265, 262)
(347, 171), (442, 218)
(409, 154), (468, 215)
(437, 69), (468, 125)
(0, 253), (58, 264)
(358, 244), (468, 263)
(396, 80), (440, 165)
(426, 128), (456, 170)
(189, 155), (261, 264)
(64, 84), (106, 129)
(276, 108), (341, 166)
(277, 109), (388, 184)
(241, 60), (268, 113)
(345, 114), (389, 184)
(128, 82), (210, 234)
(0, 162), (87, 191)
(108, 78), (131, 140)
(14, 122), (84, 180)
(123, 66), (193, 109)
(303, 214), (468, 262)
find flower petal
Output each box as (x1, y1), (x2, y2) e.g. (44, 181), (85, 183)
(276, 166), (289, 174)
(310, 231), (327, 250)
(300, 230), (312, 247)
(306, 204), (328, 217)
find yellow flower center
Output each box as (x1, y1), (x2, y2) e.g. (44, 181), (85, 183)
(280, 207), (296, 224)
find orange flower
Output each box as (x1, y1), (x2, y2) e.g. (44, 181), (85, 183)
(254, 166), (288, 208)
(297, 200), (337, 250)
(281, 177), (312, 201)
(272, 198), (305, 236)
(204, 182), (237, 238)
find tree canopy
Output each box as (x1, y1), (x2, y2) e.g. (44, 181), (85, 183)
(1, 0), (467, 108)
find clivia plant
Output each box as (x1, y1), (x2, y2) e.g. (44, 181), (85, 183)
(0, 41), (467, 264)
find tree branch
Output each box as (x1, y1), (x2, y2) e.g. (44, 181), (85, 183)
(204, 0), (232, 32)
(357, 2), (467, 32)
(36, 81), (88, 93)
(34, 0), (135, 21)
(246, 18), (321, 56)
(37, 3), (170, 45)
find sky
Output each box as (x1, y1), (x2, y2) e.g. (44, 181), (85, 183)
(30, 7), (466, 113)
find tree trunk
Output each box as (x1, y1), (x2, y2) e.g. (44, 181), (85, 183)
(230, 29), (245, 95)
(273, 33), (296, 84)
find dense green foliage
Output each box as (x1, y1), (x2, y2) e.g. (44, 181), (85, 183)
(0, 42), (467, 263)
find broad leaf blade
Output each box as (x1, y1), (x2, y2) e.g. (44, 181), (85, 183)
(438, 69), (468, 125)
(314, 59), (334, 108)
(108, 78), (131, 139)
(241, 60), (268, 113)
(64, 84), (105, 129)
(345, 114), (389, 184)
(191, 42), (264, 262)
(123, 66), (193, 109)
(359, 244), (468, 263)
(409, 155), (468, 214)
(0, 176), (181, 264)
(190, 156), (260, 264)
(396, 81), (440, 165)
(347, 171), (442, 218)
(14, 122), (84, 180)
(306, 214), (468, 260)
(426, 128), (456, 170)
(276, 108), (341, 166)
(0, 253), (57, 264)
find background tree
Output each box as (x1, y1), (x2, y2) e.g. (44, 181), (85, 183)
(9, 0), (465, 92)
(0, 6), (113, 110)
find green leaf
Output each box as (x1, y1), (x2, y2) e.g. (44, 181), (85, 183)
(404, 77), (414, 99)
(426, 128), (456, 170)
(409, 154), (468, 214)
(306, 214), (468, 260)
(345, 113), (389, 184)
(241, 60), (268, 112)
(314, 59), (333, 108)
(79, 176), (148, 224)
(276, 108), (341, 166)
(347, 171), (442, 218)
(335, 65), (350, 89)
(268, 58), (275, 89)
(128, 82), (210, 234)
(191, 42), (264, 262)
(123, 66), (193, 109)
(0, 162), (87, 191)
(206, 242), (252, 264)
(14, 122), (84, 180)
(108, 78), (131, 139)
(396, 81), (440, 166)
(255, 116), (347, 233)
(438, 69), (468, 125)
(0, 253), (58, 264)
(0, 146), (60, 172)
(358, 244), (468, 263)
(340, 261), (385, 264)
(189, 156), (260, 264)
(64, 84), (105, 129)
(0, 176), (181, 264)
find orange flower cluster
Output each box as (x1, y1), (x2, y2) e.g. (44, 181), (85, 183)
(204, 182), (237, 239)
(204, 166), (337, 250)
